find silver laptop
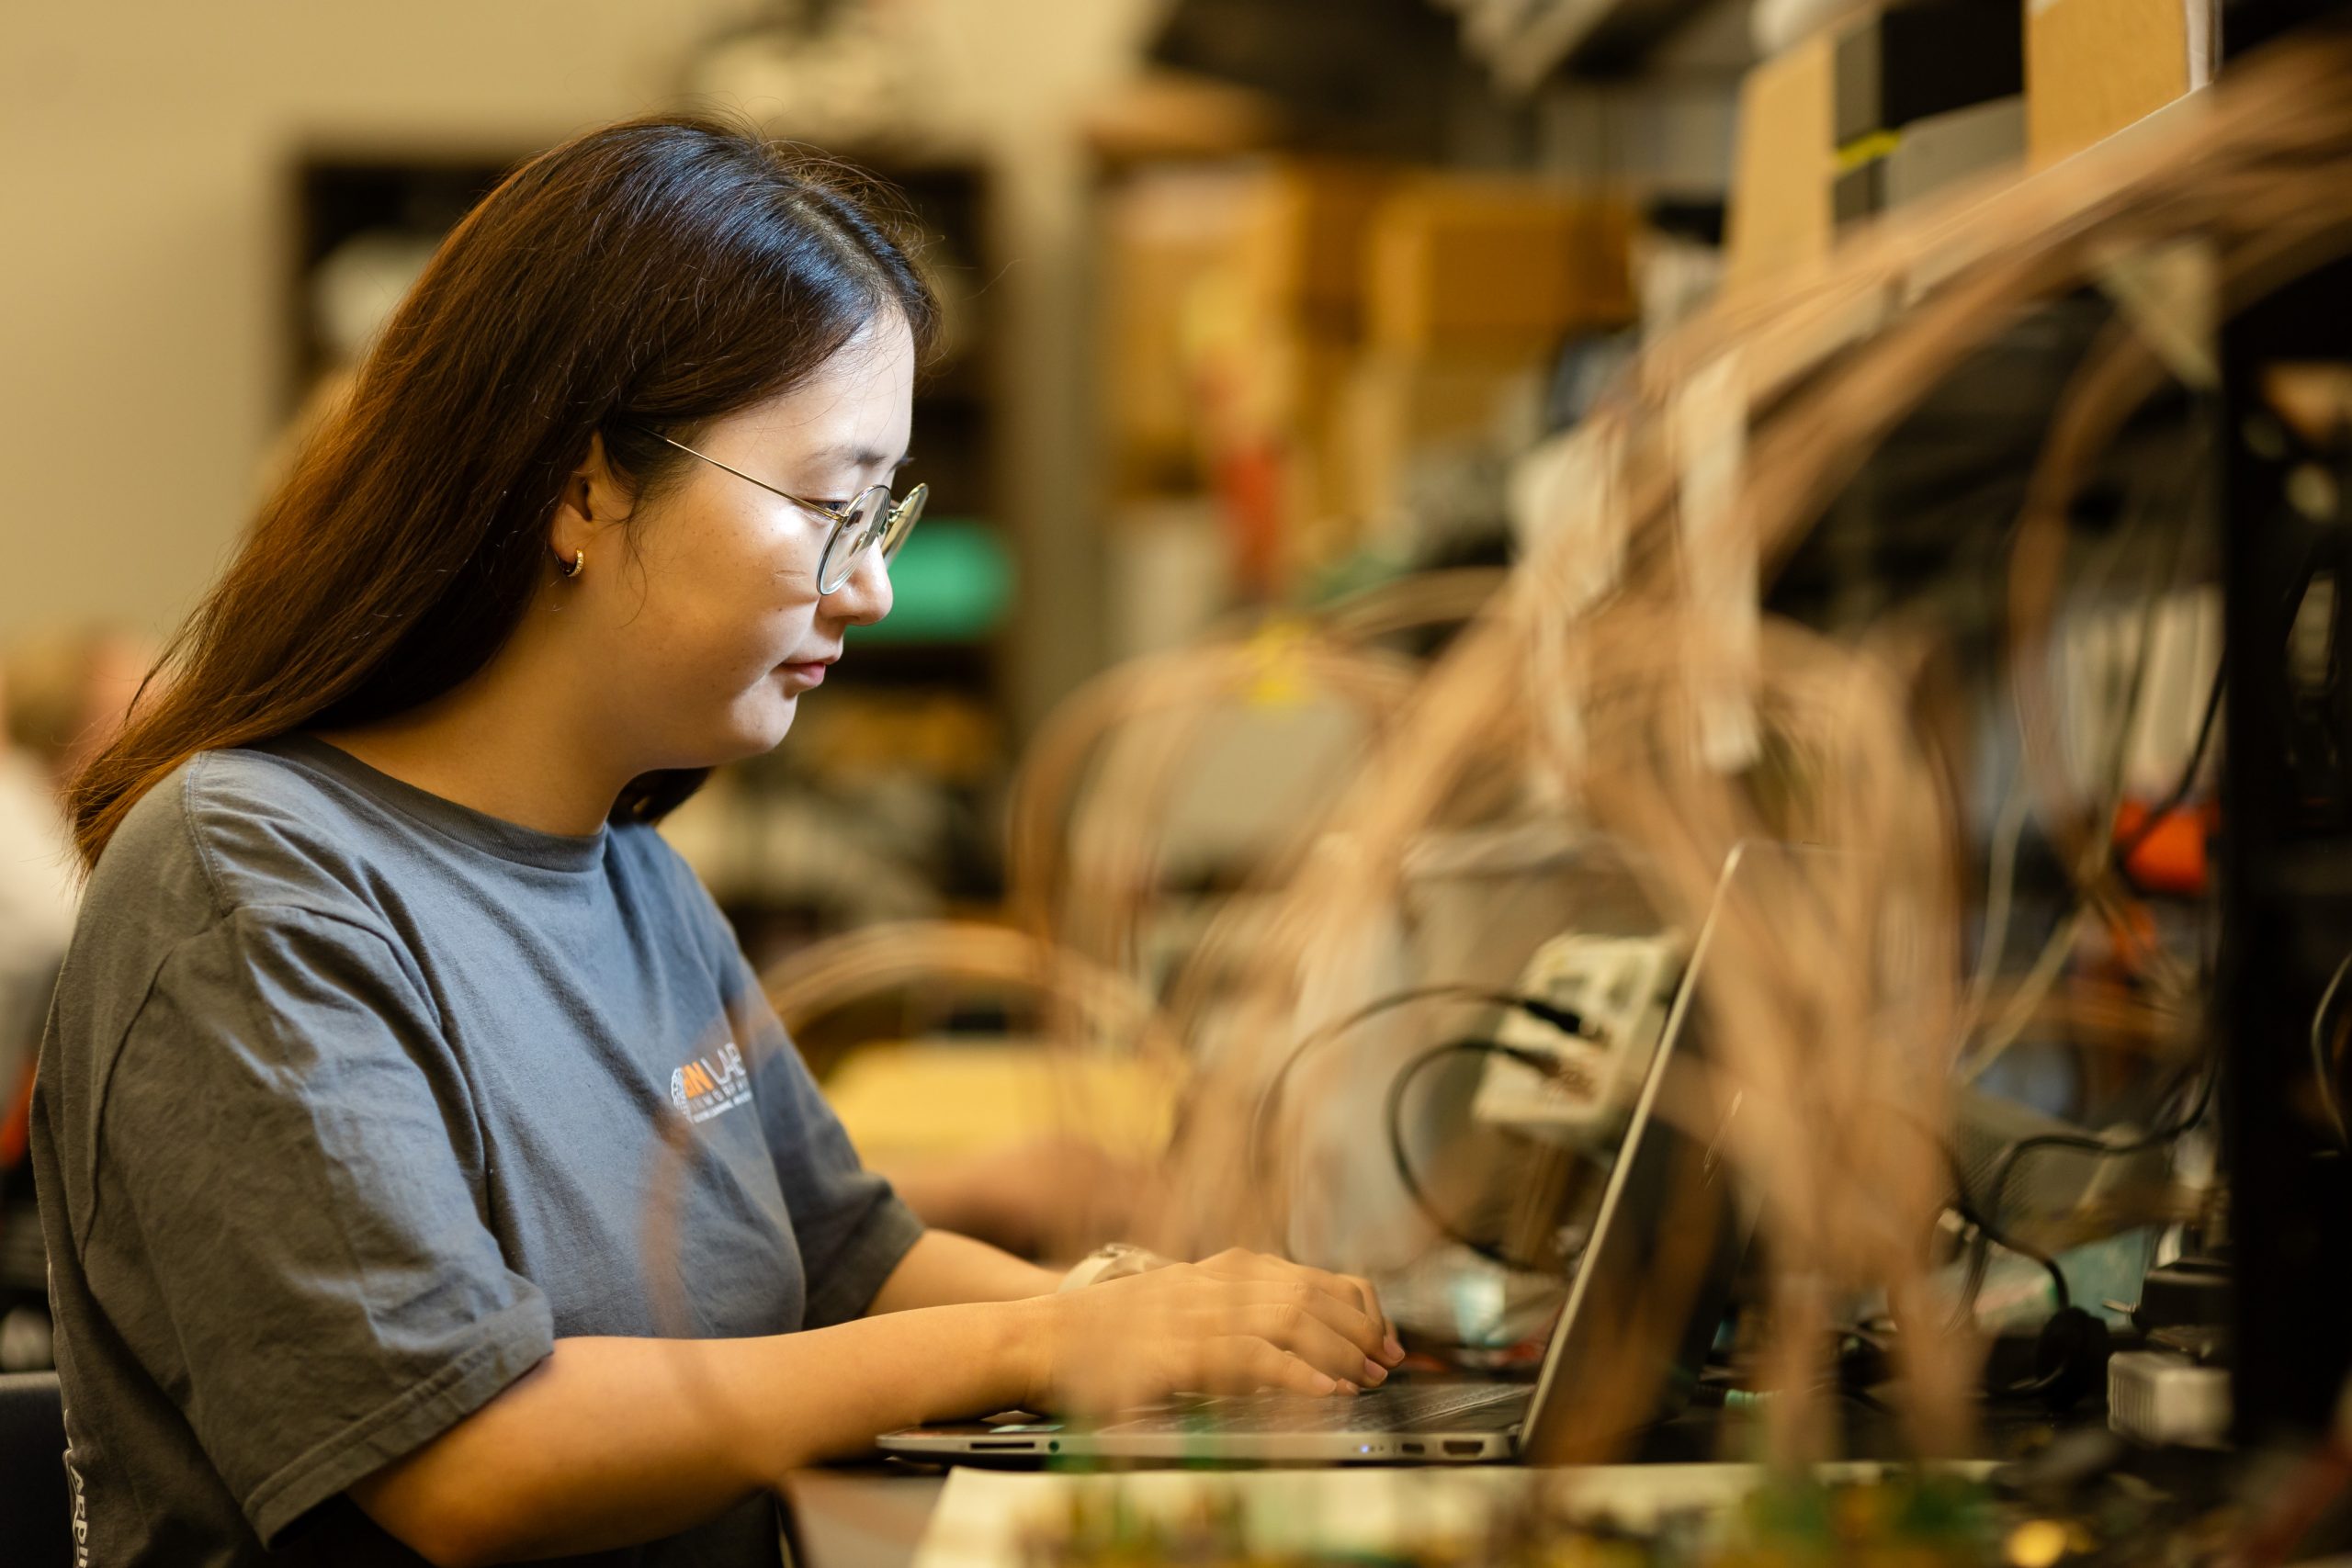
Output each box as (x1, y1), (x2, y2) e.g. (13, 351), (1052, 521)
(878, 846), (1770, 1465)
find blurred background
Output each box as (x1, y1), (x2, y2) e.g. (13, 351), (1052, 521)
(0, 0), (1771, 1349)
(0, 0), (2271, 1404)
(0, 0), (1764, 983)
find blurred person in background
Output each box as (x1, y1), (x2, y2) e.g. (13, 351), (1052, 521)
(6, 625), (158, 793)
(0, 661), (74, 1090)
(38, 117), (1398, 1568)
(0, 626), (159, 1077)
(0, 627), (153, 1369)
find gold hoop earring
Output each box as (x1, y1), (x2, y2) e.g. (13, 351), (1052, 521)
(560, 549), (585, 580)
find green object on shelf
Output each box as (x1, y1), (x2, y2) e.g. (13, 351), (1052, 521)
(848, 519), (1013, 644)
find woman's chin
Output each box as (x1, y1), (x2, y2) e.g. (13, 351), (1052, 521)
(740, 690), (802, 753)
(667, 697), (797, 772)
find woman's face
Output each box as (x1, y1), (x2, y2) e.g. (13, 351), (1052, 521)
(572, 312), (915, 773)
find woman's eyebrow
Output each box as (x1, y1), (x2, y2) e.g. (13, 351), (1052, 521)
(817, 442), (912, 471)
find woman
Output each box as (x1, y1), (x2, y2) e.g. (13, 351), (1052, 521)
(36, 118), (1401, 1568)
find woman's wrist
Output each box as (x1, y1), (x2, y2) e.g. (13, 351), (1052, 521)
(1057, 1243), (1170, 1292)
(998, 1292), (1060, 1413)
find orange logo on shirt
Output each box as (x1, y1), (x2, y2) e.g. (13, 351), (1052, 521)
(670, 1042), (752, 1124)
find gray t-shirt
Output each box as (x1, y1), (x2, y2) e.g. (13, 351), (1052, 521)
(31, 735), (925, 1565)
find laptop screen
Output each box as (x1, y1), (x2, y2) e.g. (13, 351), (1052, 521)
(1512, 843), (1770, 1462)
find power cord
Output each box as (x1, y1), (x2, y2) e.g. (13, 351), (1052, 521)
(1977, 1058), (2216, 1241)
(1943, 1141), (2073, 1318)
(1930, 1135), (2100, 1405)
(1939, 1066), (2215, 1409)
(2110, 659), (2225, 889)
(1250, 983), (1595, 1182)
(1383, 1038), (1592, 1270)
(1250, 985), (1600, 1272)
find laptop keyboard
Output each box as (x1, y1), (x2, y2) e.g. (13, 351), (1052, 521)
(1102, 1382), (1530, 1436)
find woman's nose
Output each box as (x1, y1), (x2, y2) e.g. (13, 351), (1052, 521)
(826, 541), (893, 626)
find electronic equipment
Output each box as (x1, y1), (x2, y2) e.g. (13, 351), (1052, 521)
(2110, 1351), (2231, 1448)
(2217, 232), (2352, 1442)
(874, 845), (1773, 1465)
(1469, 931), (1683, 1145)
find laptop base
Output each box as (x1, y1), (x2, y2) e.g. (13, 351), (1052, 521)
(878, 1382), (1528, 1464)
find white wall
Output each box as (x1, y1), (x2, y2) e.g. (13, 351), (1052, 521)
(0, 0), (766, 642)
(0, 0), (1163, 714)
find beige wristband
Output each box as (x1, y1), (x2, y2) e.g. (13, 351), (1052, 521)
(1057, 1242), (1171, 1292)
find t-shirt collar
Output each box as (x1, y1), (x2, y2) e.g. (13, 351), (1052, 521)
(264, 733), (610, 874)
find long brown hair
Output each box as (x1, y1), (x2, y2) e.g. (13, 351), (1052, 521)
(70, 115), (939, 872)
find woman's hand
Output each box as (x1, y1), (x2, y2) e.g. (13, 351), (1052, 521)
(1018, 1247), (1404, 1416)
(347, 1254), (1397, 1562)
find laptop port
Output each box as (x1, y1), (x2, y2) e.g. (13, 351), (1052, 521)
(1442, 1440), (1483, 1457)
(1400, 1442), (1425, 1456)
(969, 1440), (1036, 1450)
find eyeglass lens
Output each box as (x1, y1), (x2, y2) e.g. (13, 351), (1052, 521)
(817, 483), (926, 594)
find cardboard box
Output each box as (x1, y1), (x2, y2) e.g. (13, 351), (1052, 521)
(1736, 6), (2025, 279)
(1232, 160), (1396, 336)
(1100, 167), (1259, 491)
(1333, 348), (1548, 539)
(1363, 177), (1634, 356)
(1211, 328), (1384, 574)
(1726, 32), (1837, 291)
(1218, 325), (1353, 505)
(1101, 160), (1396, 499)
(2028, 0), (2208, 164)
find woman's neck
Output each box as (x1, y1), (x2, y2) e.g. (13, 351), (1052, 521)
(313, 631), (636, 839)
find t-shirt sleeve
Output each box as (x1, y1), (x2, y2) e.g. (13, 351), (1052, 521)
(734, 970), (924, 1329)
(85, 905), (555, 1546)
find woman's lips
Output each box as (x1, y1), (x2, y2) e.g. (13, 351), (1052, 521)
(779, 659), (832, 688)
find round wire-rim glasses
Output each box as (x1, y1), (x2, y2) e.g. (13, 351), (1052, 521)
(648, 431), (928, 594)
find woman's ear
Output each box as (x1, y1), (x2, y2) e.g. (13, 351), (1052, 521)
(548, 432), (628, 565)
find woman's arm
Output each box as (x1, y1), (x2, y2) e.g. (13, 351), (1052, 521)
(350, 1302), (1034, 1567)
(350, 1252), (1402, 1567)
(865, 1228), (1062, 1312)
(870, 1222), (1063, 1316)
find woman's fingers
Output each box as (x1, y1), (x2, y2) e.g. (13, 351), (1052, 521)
(1195, 1251), (1403, 1365)
(1235, 1282), (1391, 1377)
(1305, 1269), (1395, 1357)
(1043, 1259), (1402, 1410)
(1209, 1301), (1387, 1388)
(1339, 1273), (1403, 1361)
(1195, 1337), (1344, 1396)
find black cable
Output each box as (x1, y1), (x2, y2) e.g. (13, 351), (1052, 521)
(1940, 1139), (2071, 1332)
(1248, 983), (1595, 1197)
(1383, 1038), (1572, 1271)
(1930, 1143), (2121, 1406)
(1953, 1056), (2217, 1320)
(1955, 1179), (2071, 1311)
(1982, 1057), (2216, 1229)
(2112, 658), (2227, 886)
(1997, 1339), (2087, 1403)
